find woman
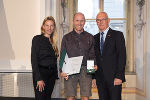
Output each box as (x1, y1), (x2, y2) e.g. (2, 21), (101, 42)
(31, 16), (59, 100)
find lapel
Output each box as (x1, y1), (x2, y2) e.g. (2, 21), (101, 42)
(102, 28), (112, 55)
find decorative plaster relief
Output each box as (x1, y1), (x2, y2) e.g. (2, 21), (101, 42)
(135, 0), (146, 39)
(61, 0), (69, 35)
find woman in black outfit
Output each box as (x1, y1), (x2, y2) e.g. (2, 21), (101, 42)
(31, 16), (59, 100)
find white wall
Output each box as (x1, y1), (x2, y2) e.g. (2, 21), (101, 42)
(0, 0), (45, 71)
(0, 0), (61, 98)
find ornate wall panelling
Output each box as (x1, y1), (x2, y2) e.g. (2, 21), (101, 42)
(134, 0), (147, 96)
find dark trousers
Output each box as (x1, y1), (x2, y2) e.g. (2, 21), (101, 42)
(33, 67), (57, 100)
(96, 81), (122, 100)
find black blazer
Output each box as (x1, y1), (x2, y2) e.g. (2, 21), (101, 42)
(94, 28), (126, 84)
(31, 35), (58, 82)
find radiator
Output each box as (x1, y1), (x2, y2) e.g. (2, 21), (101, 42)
(0, 72), (60, 98)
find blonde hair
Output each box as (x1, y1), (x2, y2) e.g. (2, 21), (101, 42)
(41, 16), (59, 57)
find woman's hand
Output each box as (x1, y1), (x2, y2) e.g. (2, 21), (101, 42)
(36, 80), (45, 92)
(60, 72), (69, 80)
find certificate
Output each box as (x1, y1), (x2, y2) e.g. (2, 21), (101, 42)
(87, 60), (95, 73)
(62, 54), (83, 75)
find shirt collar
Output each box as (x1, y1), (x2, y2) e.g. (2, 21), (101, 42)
(100, 27), (110, 35)
(73, 29), (85, 35)
(100, 27), (110, 41)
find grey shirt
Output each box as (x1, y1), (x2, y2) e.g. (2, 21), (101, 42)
(60, 30), (96, 67)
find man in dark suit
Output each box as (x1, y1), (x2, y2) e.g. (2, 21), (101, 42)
(93, 12), (126, 100)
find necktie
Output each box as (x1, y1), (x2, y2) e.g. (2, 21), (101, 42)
(100, 32), (104, 54)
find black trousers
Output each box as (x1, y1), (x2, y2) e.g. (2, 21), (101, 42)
(33, 67), (57, 100)
(96, 81), (122, 100)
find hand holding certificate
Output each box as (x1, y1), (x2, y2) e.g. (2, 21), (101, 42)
(59, 49), (83, 75)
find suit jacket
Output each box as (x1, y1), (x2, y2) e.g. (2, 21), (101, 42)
(94, 28), (126, 85)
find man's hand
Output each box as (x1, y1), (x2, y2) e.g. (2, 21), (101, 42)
(92, 79), (97, 88)
(93, 65), (98, 71)
(114, 78), (122, 86)
(60, 72), (69, 80)
(36, 80), (45, 92)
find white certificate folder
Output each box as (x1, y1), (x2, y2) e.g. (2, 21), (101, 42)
(59, 49), (83, 75)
